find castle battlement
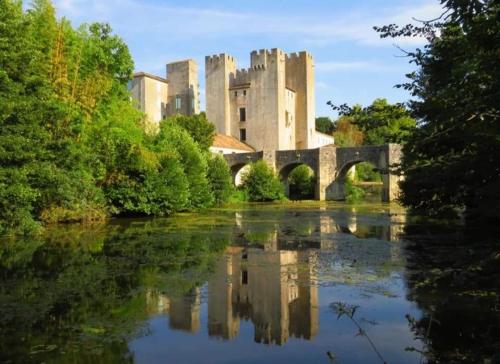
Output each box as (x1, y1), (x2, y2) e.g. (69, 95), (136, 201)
(231, 68), (251, 86)
(206, 48), (327, 152)
(285, 51), (312, 61)
(205, 53), (236, 65)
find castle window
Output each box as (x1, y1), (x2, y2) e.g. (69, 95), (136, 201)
(243, 90), (247, 96)
(239, 107), (246, 122)
(234, 91), (238, 97)
(175, 95), (181, 110)
(242, 270), (248, 285)
(240, 128), (246, 141)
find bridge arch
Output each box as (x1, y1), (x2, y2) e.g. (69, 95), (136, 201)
(278, 162), (317, 199)
(221, 144), (402, 202)
(327, 145), (402, 202)
(223, 151), (263, 185)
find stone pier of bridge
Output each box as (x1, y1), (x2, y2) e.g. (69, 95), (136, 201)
(223, 144), (403, 202)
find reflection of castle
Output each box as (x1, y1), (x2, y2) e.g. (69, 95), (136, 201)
(145, 209), (405, 344)
(146, 244), (319, 345)
(146, 288), (201, 333)
(208, 247), (318, 345)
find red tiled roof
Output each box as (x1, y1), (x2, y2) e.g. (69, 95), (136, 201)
(212, 134), (255, 152)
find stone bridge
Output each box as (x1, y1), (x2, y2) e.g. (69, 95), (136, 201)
(223, 144), (403, 202)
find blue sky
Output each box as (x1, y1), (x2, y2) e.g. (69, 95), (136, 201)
(49, 0), (443, 118)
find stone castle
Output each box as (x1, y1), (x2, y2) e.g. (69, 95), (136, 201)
(131, 49), (333, 152)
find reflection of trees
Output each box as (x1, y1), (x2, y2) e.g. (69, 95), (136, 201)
(0, 219), (231, 363)
(402, 225), (500, 363)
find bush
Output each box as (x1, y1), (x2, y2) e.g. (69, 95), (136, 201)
(207, 155), (233, 205)
(345, 177), (365, 204)
(241, 161), (285, 202)
(229, 188), (250, 203)
(288, 165), (315, 200)
(156, 122), (214, 209)
(354, 162), (381, 182)
(166, 113), (215, 152)
(0, 169), (40, 235)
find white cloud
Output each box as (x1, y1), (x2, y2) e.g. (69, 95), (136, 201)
(50, 0), (444, 47)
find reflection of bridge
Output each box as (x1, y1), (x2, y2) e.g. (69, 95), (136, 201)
(224, 144), (403, 202)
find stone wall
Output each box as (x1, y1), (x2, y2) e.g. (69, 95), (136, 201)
(223, 145), (402, 202)
(166, 59), (199, 116)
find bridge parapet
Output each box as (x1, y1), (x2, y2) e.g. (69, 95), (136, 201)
(221, 144), (402, 202)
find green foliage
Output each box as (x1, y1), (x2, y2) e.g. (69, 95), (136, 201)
(229, 188), (250, 203)
(156, 122), (213, 209)
(315, 116), (334, 135)
(207, 154), (233, 205)
(354, 162), (382, 183)
(375, 0), (500, 221)
(345, 177), (365, 204)
(350, 99), (416, 145)
(288, 165), (315, 200)
(166, 113), (215, 152)
(0, 0), (218, 234)
(330, 99), (416, 146)
(241, 161), (285, 202)
(332, 116), (365, 147)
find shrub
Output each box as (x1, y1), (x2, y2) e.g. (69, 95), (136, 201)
(288, 165), (315, 200)
(166, 113), (215, 152)
(207, 155), (233, 205)
(241, 161), (285, 202)
(156, 122), (214, 209)
(345, 177), (365, 204)
(354, 162), (382, 182)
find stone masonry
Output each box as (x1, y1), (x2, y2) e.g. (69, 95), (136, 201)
(224, 144), (403, 202)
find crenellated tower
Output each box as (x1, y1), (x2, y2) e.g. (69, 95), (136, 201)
(205, 48), (331, 152)
(286, 51), (315, 149)
(205, 54), (237, 134)
(166, 59), (200, 116)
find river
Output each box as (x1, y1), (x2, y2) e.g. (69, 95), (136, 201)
(0, 203), (498, 363)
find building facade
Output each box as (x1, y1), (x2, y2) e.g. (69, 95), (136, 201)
(205, 48), (333, 152)
(130, 59), (200, 126)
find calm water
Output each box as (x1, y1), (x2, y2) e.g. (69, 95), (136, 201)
(0, 204), (498, 364)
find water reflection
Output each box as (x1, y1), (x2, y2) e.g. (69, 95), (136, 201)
(208, 248), (318, 345)
(5, 204), (494, 364)
(142, 207), (407, 349)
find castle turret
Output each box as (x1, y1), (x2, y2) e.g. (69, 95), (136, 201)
(166, 59), (200, 116)
(286, 51), (315, 149)
(205, 54), (237, 135)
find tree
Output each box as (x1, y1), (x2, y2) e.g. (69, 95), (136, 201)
(156, 122), (214, 209)
(207, 155), (233, 205)
(288, 165), (315, 200)
(375, 0), (500, 220)
(332, 116), (364, 147)
(315, 116), (334, 135)
(329, 99), (416, 145)
(167, 113), (215, 152)
(0, 0), (218, 234)
(241, 161), (285, 202)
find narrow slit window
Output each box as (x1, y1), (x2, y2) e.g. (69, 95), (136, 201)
(175, 95), (181, 110)
(240, 128), (246, 141)
(239, 107), (246, 122)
